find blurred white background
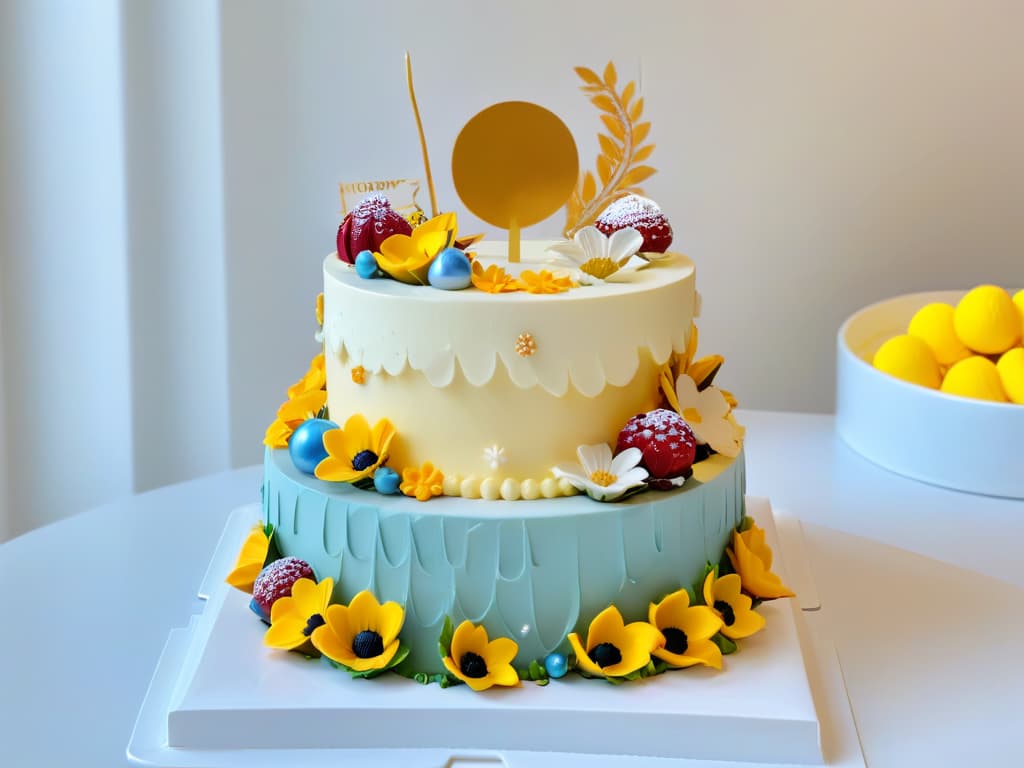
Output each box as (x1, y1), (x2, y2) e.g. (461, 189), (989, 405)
(1, 0), (1021, 539)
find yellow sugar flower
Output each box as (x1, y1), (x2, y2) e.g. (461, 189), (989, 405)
(311, 590), (405, 673)
(442, 620), (520, 691)
(315, 292), (324, 326)
(400, 462), (444, 501)
(702, 571), (765, 641)
(567, 605), (662, 679)
(314, 413), (396, 484)
(727, 523), (795, 600)
(471, 261), (520, 293)
(648, 589), (723, 669)
(225, 523), (270, 593)
(374, 212), (457, 284)
(287, 353), (326, 399)
(351, 365), (367, 384)
(517, 269), (575, 294)
(264, 577), (334, 653)
(263, 389), (328, 448)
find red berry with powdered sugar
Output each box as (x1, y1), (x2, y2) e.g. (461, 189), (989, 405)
(616, 409), (696, 490)
(336, 194), (413, 264)
(594, 194), (674, 253)
(251, 557), (315, 622)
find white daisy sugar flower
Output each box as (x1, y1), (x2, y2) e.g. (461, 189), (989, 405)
(545, 226), (646, 285)
(551, 443), (648, 502)
(674, 373), (742, 458)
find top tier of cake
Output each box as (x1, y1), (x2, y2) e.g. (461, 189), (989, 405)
(321, 242), (697, 496)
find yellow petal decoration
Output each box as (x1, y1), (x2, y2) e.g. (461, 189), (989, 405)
(517, 269), (575, 295)
(225, 523), (270, 593)
(727, 523), (795, 600)
(287, 353), (326, 399)
(471, 261), (520, 294)
(648, 589), (723, 669)
(316, 292), (324, 326)
(442, 620), (521, 691)
(311, 590), (405, 672)
(264, 577), (334, 652)
(564, 61), (658, 237)
(400, 462), (444, 501)
(263, 390), (328, 448)
(374, 212), (457, 284)
(567, 605), (662, 679)
(702, 571), (765, 641)
(314, 413), (396, 484)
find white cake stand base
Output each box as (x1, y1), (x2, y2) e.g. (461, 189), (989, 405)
(128, 498), (864, 767)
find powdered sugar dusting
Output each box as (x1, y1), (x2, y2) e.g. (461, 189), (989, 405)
(253, 556), (314, 613)
(596, 195), (663, 228)
(353, 193), (396, 220)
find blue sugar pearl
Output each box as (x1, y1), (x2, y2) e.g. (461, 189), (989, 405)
(288, 418), (338, 475)
(544, 652), (568, 679)
(373, 466), (400, 495)
(427, 247), (472, 290)
(355, 249), (379, 279)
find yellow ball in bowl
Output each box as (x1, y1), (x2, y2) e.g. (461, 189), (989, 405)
(873, 334), (941, 389)
(941, 356), (1008, 402)
(996, 347), (1024, 405)
(953, 285), (1020, 355)
(908, 302), (971, 366)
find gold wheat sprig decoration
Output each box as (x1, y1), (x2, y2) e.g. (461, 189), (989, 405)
(563, 62), (657, 237)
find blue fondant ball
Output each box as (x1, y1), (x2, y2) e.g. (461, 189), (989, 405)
(288, 418), (338, 475)
(373, 466), (401, 495)
(249, 597), (270, 624)
(355, 249), (379, 279)
(544, 652), (568, 679)
(427, 247), (472, 290)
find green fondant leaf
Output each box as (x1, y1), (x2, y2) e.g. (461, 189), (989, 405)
(438, 615), (455, 659)
(535, 678), (550, 686)
(711, 632), (738, 655)
(352, 477), (376, 491)
(527, 659), (547, 681)
(316, 403), (330, 420)
(739, 515), (754, 533)
(414, 672), (429, 685)
(652, 658), (669, 675)
(517, 668), (531, 681)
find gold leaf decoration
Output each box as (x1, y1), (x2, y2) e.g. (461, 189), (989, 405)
(563, 62), (658, 237)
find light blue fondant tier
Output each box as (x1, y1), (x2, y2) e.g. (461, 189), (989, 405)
(262, 448), (746, 674)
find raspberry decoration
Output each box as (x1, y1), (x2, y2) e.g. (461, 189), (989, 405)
(616, 409), (696, 490)
(594, 195), (673, 253)
(336, 194), (412, 264)
(252, 557), (315, 622)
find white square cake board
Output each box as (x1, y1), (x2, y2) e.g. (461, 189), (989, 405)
(128, 498), (865, 767)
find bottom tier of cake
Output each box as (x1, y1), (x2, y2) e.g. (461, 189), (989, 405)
(262, 447), (746, 674)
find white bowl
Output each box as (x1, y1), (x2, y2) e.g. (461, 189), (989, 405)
(836, 291), (1024, 499)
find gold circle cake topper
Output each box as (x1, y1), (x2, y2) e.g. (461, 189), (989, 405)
(452, 101), (578, 262)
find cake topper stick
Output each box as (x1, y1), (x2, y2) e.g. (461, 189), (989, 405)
(405, 52), (439, 218)
(452, 101), (578, 263)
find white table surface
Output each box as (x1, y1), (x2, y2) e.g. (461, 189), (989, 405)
(1, 410), (1022, 768)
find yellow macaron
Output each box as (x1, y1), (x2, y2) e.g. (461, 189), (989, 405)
(907, 302), (971, 366)
(941, 355), (1008, 402)
(996, 347), (1024, 404)
(953, 285), (1020, 355)
(873, 334), (941, 389)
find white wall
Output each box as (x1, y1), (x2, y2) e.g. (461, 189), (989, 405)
(219, 0), (1022, 471)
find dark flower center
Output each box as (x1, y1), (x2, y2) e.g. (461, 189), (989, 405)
(714, 600), (736, 626)
(662, 627), (689, 655)
(352, 450), (379, 471)
(459, 651), (488, 678)
(302, 613), (326, 637)
(352, 630), (384, 658)
(590, 642), (622, 668)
